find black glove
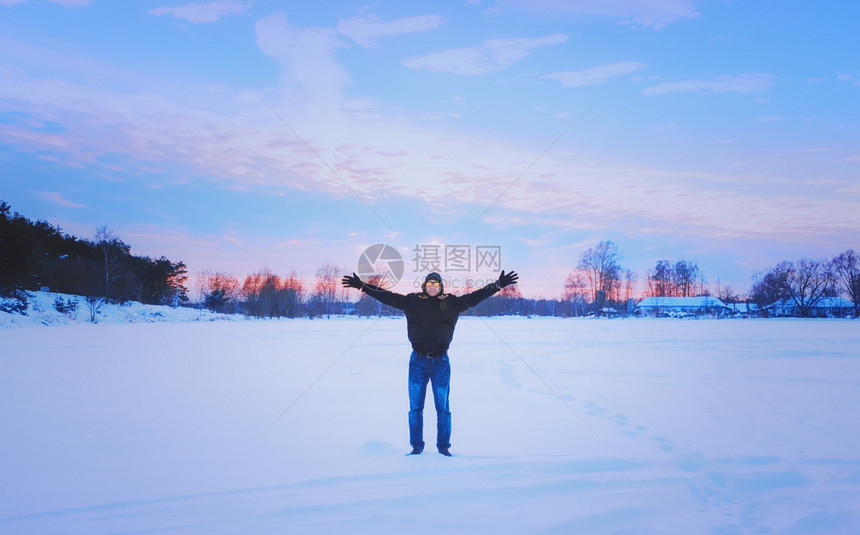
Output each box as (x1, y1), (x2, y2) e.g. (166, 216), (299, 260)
(498, 270), (519, 288)
(341, 272), (363, 289)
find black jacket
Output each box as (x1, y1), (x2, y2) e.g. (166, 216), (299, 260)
(361, 282), (500, 355)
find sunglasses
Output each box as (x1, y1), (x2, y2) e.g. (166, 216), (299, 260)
(426, 281), (441, 287)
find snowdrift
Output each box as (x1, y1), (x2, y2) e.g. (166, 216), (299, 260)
(0, 291), (243, 328)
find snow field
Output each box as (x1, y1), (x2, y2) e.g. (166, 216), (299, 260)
(1, 317), (859, 534)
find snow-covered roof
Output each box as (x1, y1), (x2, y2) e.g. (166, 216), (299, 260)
(637, 296), (729, 309)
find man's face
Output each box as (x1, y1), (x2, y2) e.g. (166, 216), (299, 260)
(425, 280), (441, 297)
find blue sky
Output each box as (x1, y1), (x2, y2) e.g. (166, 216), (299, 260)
(1, 0), (859, 299)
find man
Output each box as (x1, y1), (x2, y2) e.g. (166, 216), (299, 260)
(341, 270), (519, 456)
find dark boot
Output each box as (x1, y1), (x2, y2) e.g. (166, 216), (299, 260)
(438, 446), (451, 457)
(408, 445), (424, 455)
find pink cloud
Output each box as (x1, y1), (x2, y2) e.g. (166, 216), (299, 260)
(149, 0), (252, 24)
(501, 0), (700, 29)
(47, 0), (93, 6)
(3, 18), (857, 259)
(402, 34), (568, 75)
(0, 0), (93, 6)
(337, 14), (445, 48)
(643, 73), (776, 96)
(39, 191), (86, 208)
(543, 62), (646, 87)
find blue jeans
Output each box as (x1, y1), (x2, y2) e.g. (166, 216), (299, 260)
(408, 351), (451, 450)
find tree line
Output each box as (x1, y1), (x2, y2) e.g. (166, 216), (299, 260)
(3, 201), (857, 319)
(192, 240), (860, 319)
(561, 240), (859, 318)
(196, 264), (345, 318)
(196, 266), (578, 319)
(1, 201), (188, 316)
(199, 240), (858, 319)
(749, 252), (860, 317)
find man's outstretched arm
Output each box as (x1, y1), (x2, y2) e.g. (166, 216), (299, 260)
(457, 270), (519, 311)
(341, 272), (408, 310)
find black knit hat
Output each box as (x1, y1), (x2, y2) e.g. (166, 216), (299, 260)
(422, 272), (443, 295)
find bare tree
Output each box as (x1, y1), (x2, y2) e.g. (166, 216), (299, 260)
(499, 282), (522, 299)
(623, 270), (636, 302)
(85, 295), (103, 323)
(497, 281), (523, 316)
(312, 263), (341, 316)
(278, 270), (306, 318)
(717, 281), (739, 304)
(261, 273), (281, 316)
(239, 268), (308, 318)
(356, 274), (384, 316)
(777, 259), (834, 317)
(673, 260), (700, 297)
(832, 249), (860, 317)
(577, 240), (622, 312)
(751, 263), (791, 315)
(563, 270), (588, 316)
(647, 260), (673, 297)
(242, 269), (270, 318)
(95, 226), (130, 302)
(199, 271), (240, 313)
(647, 259), (700, 297)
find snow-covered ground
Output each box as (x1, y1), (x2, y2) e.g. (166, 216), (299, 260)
(2, 314), (859, 534)
(0, 291), (243, 328)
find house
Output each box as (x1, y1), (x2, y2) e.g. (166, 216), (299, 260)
(635, 296), (731, 318)
(727, 302), (762, 317)
(769, 297), (855, 318)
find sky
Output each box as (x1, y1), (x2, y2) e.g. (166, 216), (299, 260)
(1, 0), (859, 299)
